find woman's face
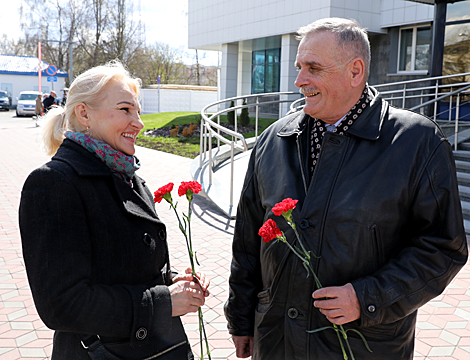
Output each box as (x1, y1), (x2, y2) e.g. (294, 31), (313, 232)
(87, 79), (144, 156)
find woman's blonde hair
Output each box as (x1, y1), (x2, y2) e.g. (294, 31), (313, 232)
(42, 60), (142, 155)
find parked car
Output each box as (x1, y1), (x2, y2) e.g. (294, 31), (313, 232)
(0, 90), (10, 111)
(16, 91), (42, 117)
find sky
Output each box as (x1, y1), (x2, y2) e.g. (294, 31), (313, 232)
(0, 0), (219, 66)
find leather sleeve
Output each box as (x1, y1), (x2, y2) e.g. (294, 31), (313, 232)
(352, 140), (468, 327)
(224, 146), (265, 336)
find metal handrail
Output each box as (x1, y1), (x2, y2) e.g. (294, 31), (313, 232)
(289, 73), (470, 115)
(373, 72), (470, 89)
(199, 91), (301, 207)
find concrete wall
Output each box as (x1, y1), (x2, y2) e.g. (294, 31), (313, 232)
(0, 74), (67, 106)
(141, 88), (218, 114)
(188, 0), (390, 50)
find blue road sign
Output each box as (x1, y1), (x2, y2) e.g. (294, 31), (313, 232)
(46, 65), (58, 76)
(47, 76), (57, 82)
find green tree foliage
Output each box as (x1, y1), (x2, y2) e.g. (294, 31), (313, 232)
(240, 98), (250, 127)
(5, 0), (216, 87)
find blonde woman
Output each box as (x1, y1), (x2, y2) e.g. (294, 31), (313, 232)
(19, 61), (208, 360)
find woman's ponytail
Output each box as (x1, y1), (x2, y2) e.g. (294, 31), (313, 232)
(41, 106), (67, 156)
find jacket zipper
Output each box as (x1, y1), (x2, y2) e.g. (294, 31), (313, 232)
(296, 134), (308, 196)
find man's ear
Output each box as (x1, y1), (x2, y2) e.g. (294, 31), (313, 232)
(75, 103), (89, 127)
(350, 58), (365, 88)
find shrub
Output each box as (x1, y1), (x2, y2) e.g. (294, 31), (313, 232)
(170, 126), (179, 137)
(182, 123), (198, 137)
(227, 100), (235, 125)
(240, 98), (250, 127)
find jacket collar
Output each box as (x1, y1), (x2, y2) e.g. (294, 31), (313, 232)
(53, 139), (159, 223)
(277, 86), (388, 141)
(53, 139), (113, 177)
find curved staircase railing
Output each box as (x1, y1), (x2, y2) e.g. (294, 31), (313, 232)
(198, 92), (301, 210)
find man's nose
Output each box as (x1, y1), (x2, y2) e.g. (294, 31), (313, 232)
(294, 69), (308, 88)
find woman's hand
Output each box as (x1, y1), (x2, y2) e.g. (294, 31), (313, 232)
(170, 267), (210, 317)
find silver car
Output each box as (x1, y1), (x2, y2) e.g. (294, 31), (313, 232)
(16, 91), (41, 117)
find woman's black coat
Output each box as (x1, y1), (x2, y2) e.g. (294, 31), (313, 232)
(19, 139), (192, 359)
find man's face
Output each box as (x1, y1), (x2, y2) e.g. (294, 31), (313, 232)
(294, 32), (355, 123)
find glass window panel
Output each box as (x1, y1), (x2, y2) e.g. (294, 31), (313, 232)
(252, 64), (265, 94)
(446, 0), (470, 22)
(415, 27), (431, 71)
(443, 23), (470, 81)
(399, 28), (413, 71)
(253, 50), (265, 65)
(266, 48), (280, 63)
(272, 63), (280, 92)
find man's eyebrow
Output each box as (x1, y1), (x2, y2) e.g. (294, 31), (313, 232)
(295, 60), (323, 68)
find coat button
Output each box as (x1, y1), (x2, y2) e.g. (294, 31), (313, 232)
(158, 229), (166, 240)
(287, 307), (299, 319)
(136, 327), (147, 340)
(299, 219), (309, 229)
(367, 305), (376, 313)
(142, 233), (153, 246)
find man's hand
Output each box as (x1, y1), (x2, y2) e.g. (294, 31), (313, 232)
(312, 283), (361, 325)
(232, 335), (253, 358)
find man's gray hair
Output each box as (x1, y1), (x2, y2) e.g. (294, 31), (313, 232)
(297, 18), (370, 81)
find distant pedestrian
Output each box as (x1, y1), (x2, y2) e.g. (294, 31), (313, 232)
(43, 90), (56, 112)
(35, 95), (43, 117)
(61, 88), (68, 106)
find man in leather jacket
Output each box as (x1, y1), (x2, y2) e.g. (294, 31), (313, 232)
(224, 18), (468, 360)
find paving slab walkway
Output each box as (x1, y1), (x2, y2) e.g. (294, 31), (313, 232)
(0, 114), (469, 360)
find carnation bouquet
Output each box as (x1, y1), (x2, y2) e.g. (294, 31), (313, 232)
(259, 198), (371, 360)
(154, 181), (211, 360)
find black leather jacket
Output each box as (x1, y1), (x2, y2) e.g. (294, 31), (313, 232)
(224, 88), (468, 360)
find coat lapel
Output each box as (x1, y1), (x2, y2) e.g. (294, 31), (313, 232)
(111, 174), (163, 224)
(54, 140), (162, 224)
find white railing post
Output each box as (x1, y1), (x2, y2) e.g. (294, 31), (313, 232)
(434, 80), (439, 121)
(230, 141), (234, 207)
(234, 100), (238, 134)
(255, 96), (259, 139)
(449, 90), (453, 122)
(402, 84), (406, 108)
(199, 117), (204, 169)
(208, 127), (213, 185)
(455, 93), (461, 151)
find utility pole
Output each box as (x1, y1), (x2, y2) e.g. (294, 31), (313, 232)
(41, 39), (76, 85)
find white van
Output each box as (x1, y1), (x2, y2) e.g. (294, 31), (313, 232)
(16, 91), (41, 117)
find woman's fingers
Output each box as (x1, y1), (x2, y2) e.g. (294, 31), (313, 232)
(169, 280), (206, 317)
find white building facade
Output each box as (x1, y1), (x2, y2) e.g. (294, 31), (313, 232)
(0, 55), (68, 106)
(188, 0), (470, 115)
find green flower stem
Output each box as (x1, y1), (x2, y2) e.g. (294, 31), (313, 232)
(167, 199), (211, 360)
(280, 217), (369, 360)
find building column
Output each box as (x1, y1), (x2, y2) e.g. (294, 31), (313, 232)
(238, 49), (252, 97)
(221, 43), (239, 108)
(429, 0), (447, 78)
(279, 33), (300, 117)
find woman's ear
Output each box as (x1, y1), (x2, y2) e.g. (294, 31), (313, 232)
(75, 103), (89, 127)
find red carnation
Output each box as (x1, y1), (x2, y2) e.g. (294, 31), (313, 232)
(259, 219), (283, 243)
(178, 181), (202, 201)
(272, 198), (298, 216)
(154, 182), (174, 203)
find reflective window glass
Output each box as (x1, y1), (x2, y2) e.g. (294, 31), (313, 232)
(399, 28), (413, 71)
(446, 0), (470, 22)
(415, 27), (431, 71)
(251, 48), (281, 94)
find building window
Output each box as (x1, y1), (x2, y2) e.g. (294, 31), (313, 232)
(252, 48), (280, 94)
(398, 25), (431, 73)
